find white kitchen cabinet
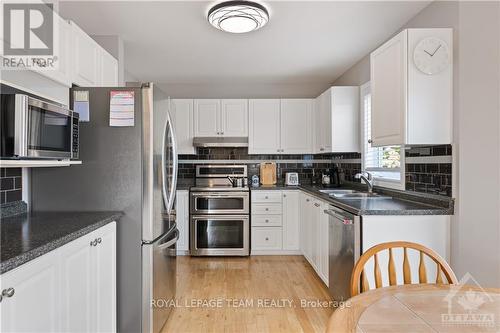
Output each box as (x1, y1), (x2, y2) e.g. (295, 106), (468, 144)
(70, 21), (119, 87)
(172, 100), (196, 154)
(280, 99), (313, 154)
(35, 15), (72, 87)
(314, 87), (359, 153)
(252, 227), (283, 250)
(248, 99), (281, 154)
(318, 201), (329, 285)
(1, 222), (116, 333)
(175, 190), (190, 254)
(193, 99), (247, 138)
(221, 99), (248, 137)
(99, 49), (119, 87)
(71, 21), (100, 87)
(282, 190), (300, 251)
(249, 99), (314, 154)
(193, 99), (220, 137)
(93, 223), (116, 332)
(1, 251), (61, 333)
(60, 231), (93, 333)
(370, 28), (452, 146)
(299, 193), (314, 262)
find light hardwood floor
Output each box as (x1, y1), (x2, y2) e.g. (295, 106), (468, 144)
(162, 256), (333, 333)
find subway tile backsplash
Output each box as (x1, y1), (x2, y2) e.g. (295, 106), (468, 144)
(179, 145), (453, 197)
(0, 168), (22, 204)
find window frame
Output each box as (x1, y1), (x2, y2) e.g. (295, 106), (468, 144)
(360, 81), (405, 190)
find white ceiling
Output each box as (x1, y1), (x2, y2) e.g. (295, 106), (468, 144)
(59, 1), (430, 96)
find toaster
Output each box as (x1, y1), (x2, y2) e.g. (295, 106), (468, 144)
(285, 172), (300, 186)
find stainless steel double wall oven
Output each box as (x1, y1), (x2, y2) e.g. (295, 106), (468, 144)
(190, 165), (249, 256)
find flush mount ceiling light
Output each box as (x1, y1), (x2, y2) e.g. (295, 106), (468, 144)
(208, 1), (269, 34)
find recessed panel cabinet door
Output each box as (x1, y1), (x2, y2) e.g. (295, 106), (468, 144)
(1, 251), (61, 333)
(370, 30), (407, 146)
(71, 21), (100, 86)
(221, 99), (248, 137)
(248, 99), (281, 154)
(100, 50), (119, 86)
(60, 232), (93, 333)
(282, 191), (300, 250)
(172, 100), (195, 154)
(176, 190), (190, 253)
(280, 99), (313, 154)
(194, 99), (220, 137)
(93, 223), (117, 333)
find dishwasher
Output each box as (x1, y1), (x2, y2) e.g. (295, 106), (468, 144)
(324, 205), (361, 301)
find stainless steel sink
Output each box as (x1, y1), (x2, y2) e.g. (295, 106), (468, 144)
(330, 192), (391, 200)
(318, 188), (391, 200)
(318, 189), (356, 195)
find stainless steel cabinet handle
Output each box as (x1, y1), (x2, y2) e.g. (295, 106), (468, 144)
(368, 139), (373, 144)
(265, 219), (269, 223)
(306, 199), (310, 202)
(265, 237), (269, 241)
(265, 196), (269, 199)
(265, 208), (269, 211)
(221, 132), (224, 135)
(320, 148), (324, 151)
(97, 238), (102, 244)
(2, 288), (15, 298)
(283, 194), (286, 198)
(90, 239), (98, 247)
(314, 203), (320, 207)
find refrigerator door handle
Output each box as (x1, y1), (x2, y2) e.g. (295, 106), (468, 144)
(161, 103), (178, 214)
(157, 229), (179, 250)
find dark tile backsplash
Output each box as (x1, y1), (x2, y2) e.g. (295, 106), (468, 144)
(179, 145), (453, 197)
(0, 168), (22, 204)
(405, 145), (452, 197)
(178, 148), (361, 186)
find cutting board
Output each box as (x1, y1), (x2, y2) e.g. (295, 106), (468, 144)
(260, 162), (277, 185)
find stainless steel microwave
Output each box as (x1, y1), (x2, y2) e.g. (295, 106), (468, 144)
(0, 94), (79, 159)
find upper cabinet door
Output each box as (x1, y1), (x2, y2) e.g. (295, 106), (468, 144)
(99, 50), (118, 87)
(172, 99), (195, 154)
(248, 99), (281, 154)
(280, 99), (313, 154)
(194, 99), (220, 137)
(370, 30), (407, 146)
(36, 16), (72, 87)
(220, 99), (248, 137)
(71, 21), (100, 86)
(320, 91), (332, 152)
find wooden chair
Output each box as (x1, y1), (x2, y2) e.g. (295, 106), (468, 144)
(350, 241), (458, 296)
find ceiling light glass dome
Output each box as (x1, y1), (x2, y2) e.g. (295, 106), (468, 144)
(208, 1), (269, 34)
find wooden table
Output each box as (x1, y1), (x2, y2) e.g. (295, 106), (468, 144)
(327, 284), (500, 333)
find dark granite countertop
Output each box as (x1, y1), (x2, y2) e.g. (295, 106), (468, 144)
(1, 211), (122, 274)
(250, 184), (454, 216)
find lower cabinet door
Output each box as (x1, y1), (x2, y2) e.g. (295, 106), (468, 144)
(176, 190), (190, 252)
(1, 251), (61, 333)
(251, 227), (283, 250)
(93, 222), (117, 333)
(282, 191), (300, 250)
(61, 233), (94, 333)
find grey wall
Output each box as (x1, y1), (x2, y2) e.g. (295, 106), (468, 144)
(333, 1), (500, 287)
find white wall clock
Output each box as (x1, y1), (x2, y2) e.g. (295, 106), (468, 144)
(413, 37), (450, 75)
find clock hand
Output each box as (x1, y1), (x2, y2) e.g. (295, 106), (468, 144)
(430, 44), (442, 57)
(424, 49), (433, 57)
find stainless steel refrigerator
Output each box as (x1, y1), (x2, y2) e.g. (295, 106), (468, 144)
(31, 83), (179, 333)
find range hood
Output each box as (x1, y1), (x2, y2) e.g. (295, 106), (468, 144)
(192, 137), (249, 148)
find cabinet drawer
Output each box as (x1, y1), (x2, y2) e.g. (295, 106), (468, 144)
(251, 227), (282, 250)
(252, 215), (282, 227)
(252, 203), (282, 215)
(252, 191), (282, 203)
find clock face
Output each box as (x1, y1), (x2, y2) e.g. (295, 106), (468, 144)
(413, 37), (450, 75)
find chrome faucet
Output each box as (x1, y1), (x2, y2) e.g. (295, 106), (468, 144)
(355, 171), (374, 193)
